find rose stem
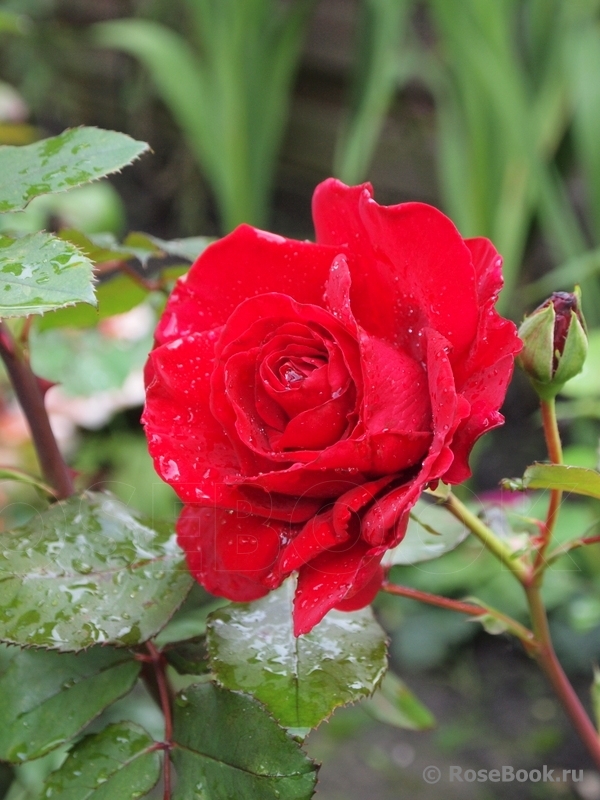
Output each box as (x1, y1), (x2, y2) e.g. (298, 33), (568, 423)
(525, 583), (600, 769)
(0, 321), (74, 499)
(146, 641), (173, 800)
(381, 582), (485, 616)
(442, 492), (529, 583)
(381, 582), (535, 650)
(438, 489), (600, 764)
(534, 397), (564, 572)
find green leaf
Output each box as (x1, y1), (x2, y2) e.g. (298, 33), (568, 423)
(171, 683), (318, 800)
(381, 497), (470, 565)
(164, 637), (209, 676)
(0, 11), (29, 34)
(30, 325), (153, 397)
(37, 273), (149, 330)
(363, 672), (435, 730)
(207, 580), (387, 730)
(0, 128), (148, 214)
(0, 467), (54, 496)
(129, 233), (213, 262)
(0, 649), (140, 763)
(57, 230), (133, 263)
(153, 597), (228, 648)
(0, 233), (95, 318)
(0, 491), (193, 651)
(42, 723), (160, 799)
(522, 463), (600, 499)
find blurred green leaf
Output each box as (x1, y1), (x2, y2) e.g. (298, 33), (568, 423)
(0, 232), (95, 317)
(0, 128), (148, 214)
(0, 184), (126, 239)
(164, 637), (209, 676)
(568, 23), (600, 243)
(334, 0), (412, 183)
(0, 649), (140, 763)
(36, 273), (149, 330)
(523, 463), (600, 498)
(171, 683), (318, 800)
(382, 497), (470, 566)
(57, 229), (133, 263)
(0, 491), (193, 651)
(30, 324), (152, 396)
(42, 723), (160, 799)
(0, 466), (54, 495)
(154, 597), (227, 648)
(72, 431), (178, 519)
(207, 580), (387, 730)
(0, 11), (28, 34)
(3, 747), (70, 800)
(125, 232), (212, 262)
(94, 1), (314, 231)
(362, 671), (435, 730)
(427, 0), (584, 312)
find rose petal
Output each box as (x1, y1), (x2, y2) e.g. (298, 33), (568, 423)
(359, 329), (431, 434)
(177, 504), (291, 602)
(279, 474), (395, 573)
(361, 328), (470, 545)
(143, 333), (320, 522)
(443, 238), (521, 483)
(155, 225), (342, 346)
(293, 540), (382, 635)
(333, 564), (384, 612)
(275, 395), (352, 450)
(466, 237), (504, 305)
(324, 253), (354, 328)
(279, 511), (345, 574)
(312, 179), (479, 356)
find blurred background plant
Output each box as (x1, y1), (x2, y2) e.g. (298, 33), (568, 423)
(2, 0), (600, 797)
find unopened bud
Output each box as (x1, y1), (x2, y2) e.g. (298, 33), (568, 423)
(518, 289), (587, 399)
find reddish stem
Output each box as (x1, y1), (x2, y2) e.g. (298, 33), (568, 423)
(581, 534), (600, 546)
(526, 585), (600, 770)
(534, 398), (563, 573)
(0, 322), (74, 499)
(381, 582), (485, 616)
(146, 642), (173, 800)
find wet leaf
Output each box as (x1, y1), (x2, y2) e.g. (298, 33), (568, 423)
(363, 672), (435, 730)
(207, 580), (387, 730)
(382, 497), (470, 565)
(0, 232), (95, 317)
(171, 683), (318, 800)
(42, 722), (160, 799)
(0, 128), (148, 214)
(0, 649), (140, 763)
(523, 463), (600, 499)
(0, 491), (193, 651)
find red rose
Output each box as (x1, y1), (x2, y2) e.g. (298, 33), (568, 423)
(142, 179), (521, 635)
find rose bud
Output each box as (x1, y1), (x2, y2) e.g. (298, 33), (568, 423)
(518, 289), (588, 399)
